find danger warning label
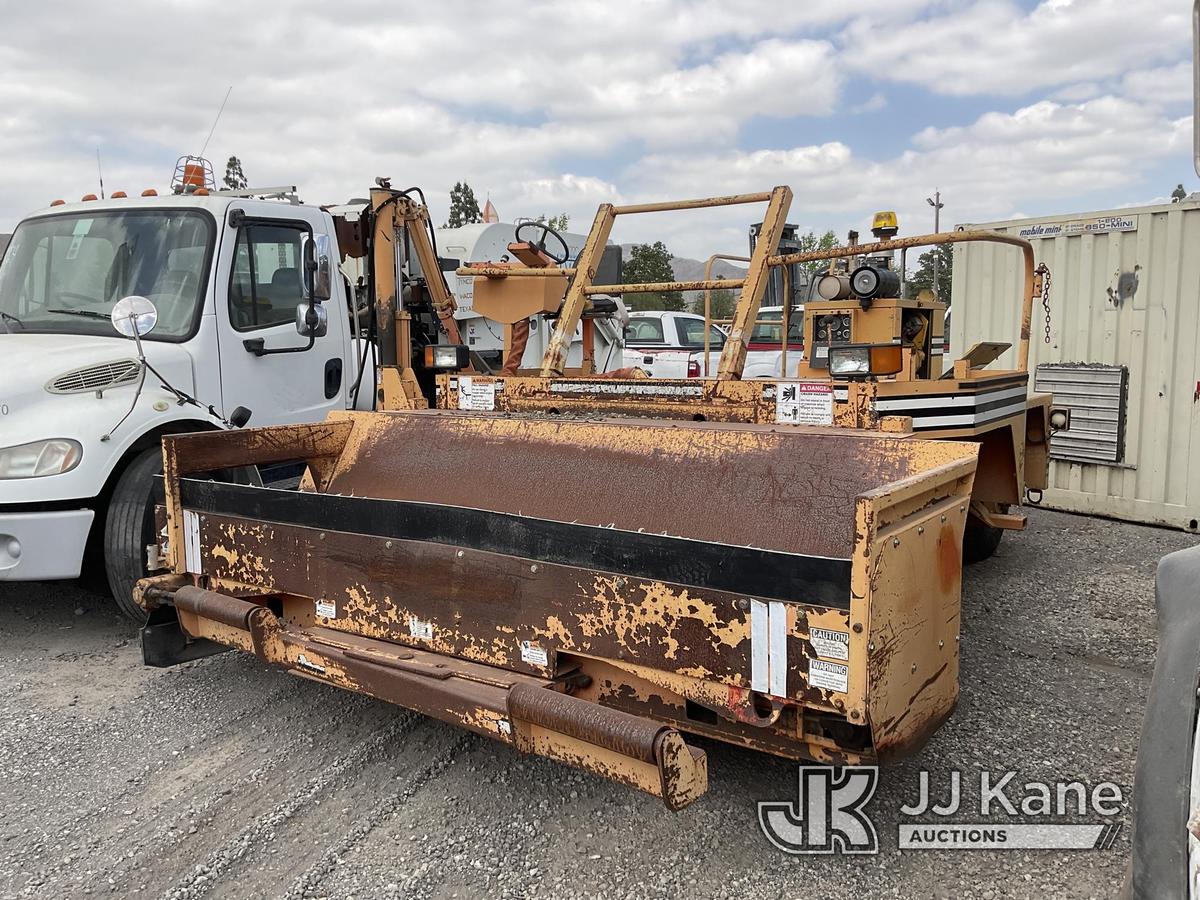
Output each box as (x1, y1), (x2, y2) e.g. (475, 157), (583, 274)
(775, 381), (833, 425)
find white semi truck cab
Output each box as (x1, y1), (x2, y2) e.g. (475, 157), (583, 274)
(0, 190), (621, 618)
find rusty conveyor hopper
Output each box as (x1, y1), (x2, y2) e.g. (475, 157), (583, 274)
(145, 410), (978, 809)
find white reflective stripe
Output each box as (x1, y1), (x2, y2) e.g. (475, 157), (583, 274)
(875, 384), (1027, 412)
(768, 601), (788, 697)
(909, 399), (1029, 429)
(182, 509), (201, 575)
(751, 599), (769, 693)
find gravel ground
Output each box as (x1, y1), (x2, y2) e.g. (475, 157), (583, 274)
(0, 507), (1194, 900)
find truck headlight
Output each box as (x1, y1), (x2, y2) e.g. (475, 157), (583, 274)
(423, 344), (470, 371)
(0, 439), (83, 479)
(828, 344), (903, 378)
(829, 346), (871, 375)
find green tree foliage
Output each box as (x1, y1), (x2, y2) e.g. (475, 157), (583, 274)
(222, 156), (247, 191)
(534, 213), (570, 231)
(699, 274), (736, 320)
(906, 244), (953, 302)
(444, 182), (483, 228)
(793, 229), (839, 284)
(622, 241), (684, 311)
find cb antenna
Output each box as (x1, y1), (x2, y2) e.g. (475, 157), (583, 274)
(198, 85), (233, 159)
(96, 147), (105, 199)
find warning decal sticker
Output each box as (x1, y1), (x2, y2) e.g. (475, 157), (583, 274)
(458, 376), (496, 411)
(775, 381), (833, 425)
(810, 627), (850, 661)
(809, 659), (849, 693)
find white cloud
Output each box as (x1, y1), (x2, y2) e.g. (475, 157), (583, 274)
(615, 95), (1191, 253)
(0, 0), (1193, 262)
(0, 1), (863, 233)
(850, 93), (889, 114)
(842, 0), (1188, 97)
(1121, 62), (1193, 107)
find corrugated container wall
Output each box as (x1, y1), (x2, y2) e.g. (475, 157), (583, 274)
(952, 201), (1200, 532)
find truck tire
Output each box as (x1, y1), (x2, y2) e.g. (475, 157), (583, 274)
(962, 524), (1003, 564)
(103, 448), (260, 621)
(103, 447), (164, 622)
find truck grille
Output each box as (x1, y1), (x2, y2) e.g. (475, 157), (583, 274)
(47, 359), (142, 394)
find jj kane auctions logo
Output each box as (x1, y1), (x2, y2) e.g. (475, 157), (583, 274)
(759, 767), (1123, 854)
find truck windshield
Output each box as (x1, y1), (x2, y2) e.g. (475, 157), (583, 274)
(0, 209), (214, 340)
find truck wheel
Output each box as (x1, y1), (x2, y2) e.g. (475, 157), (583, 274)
(104, 447), (164, 622)
(103, 448), (260, 622)
(962, 524), (1003, 564)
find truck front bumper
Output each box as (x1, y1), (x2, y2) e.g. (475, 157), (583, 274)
(0, 508), (95, 581)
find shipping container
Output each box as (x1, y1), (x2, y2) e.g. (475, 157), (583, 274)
(951, 200), (1200, 532)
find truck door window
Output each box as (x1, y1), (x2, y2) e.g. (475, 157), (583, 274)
(624, 318), (665, 345)
(676, 317), (725, 349)
(229, 223), (308, 331)
(749, 311), (803, 345)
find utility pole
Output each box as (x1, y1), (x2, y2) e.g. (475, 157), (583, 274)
(926, 190), (944, 298)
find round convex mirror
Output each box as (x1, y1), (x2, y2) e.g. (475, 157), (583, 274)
(110, 296), (159, 338)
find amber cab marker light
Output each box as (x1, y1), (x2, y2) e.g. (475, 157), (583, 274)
(141, 189), (158, 197)
(81, 194), (97, 202)
(111, 191), (127, 199)
(50, 199), (65, 206)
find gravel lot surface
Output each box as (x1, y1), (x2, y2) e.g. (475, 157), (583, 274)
(0, 508), (1194, 900)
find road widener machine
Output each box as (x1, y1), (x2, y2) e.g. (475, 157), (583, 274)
(135, 185), (1053, 809)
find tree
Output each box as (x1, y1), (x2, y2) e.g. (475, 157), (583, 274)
(444, 181), (483, 228)
(222, 156), (247, 191)
(534, 213), (570, 231)
(906, 243), (953, 303)
(622, 241), (684, 311)
(793, 229), (839, 285)
(699, 274), (736, 320)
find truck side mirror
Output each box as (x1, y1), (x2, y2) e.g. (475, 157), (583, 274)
(303, 233), (333, 302)
(111, 295), (158, 338)
(295, 301), (328, 338)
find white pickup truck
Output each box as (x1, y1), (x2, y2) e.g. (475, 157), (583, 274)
(0, 189), (620, 619)
(740, 305), (806, 378)
(622, 307), (803, 378)
(621, 311), (726, 377)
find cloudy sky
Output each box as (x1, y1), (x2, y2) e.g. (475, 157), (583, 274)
(0, 0), (1192, 258)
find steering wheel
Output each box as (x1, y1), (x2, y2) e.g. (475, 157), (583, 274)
(514, 221), (570, 265)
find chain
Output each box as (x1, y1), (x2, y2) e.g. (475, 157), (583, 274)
(1035, 262), (1052, 344)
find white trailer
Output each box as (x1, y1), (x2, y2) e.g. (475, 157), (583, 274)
(952, 200), (1200, 531)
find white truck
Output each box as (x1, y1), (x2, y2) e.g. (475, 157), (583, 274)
(621, 311), (727, 377)
(0, 189), (620, 619)
(622, 307), (803, 378)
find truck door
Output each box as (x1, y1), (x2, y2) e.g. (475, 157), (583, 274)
(214, 207), (349, 426)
